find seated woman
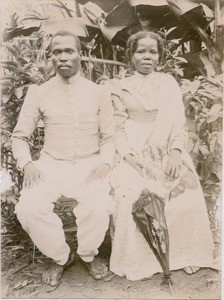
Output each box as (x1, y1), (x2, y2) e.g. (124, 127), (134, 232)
(109, 31), (214, 281)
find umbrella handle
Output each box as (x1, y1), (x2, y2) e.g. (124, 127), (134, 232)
(142, 168), (151, 189)
(142, 168), (160, 196)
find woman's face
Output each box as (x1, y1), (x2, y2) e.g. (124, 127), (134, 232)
(131, 37), (159, 75)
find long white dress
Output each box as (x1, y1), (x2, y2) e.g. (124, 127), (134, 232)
(109, 72), (214, 281)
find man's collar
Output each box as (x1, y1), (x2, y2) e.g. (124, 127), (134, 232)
(56, 73), (81, 84)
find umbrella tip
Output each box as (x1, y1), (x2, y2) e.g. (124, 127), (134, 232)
(168, 281), (173, 295)
(162, 275), (173, 295)
(162, 275), (173, 285)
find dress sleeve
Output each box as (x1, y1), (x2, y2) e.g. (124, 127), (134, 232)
(11, 85), (41, 170)
(166, 76), (188, 153)
(110, 80), (134, 158)
(98, 85), (116, 167)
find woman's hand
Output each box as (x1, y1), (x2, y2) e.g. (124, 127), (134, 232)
(85, 163), (111, 185)
(23, 162), (45, 188)
(165, 149), (182, 179)
(124, 153), (144, 176)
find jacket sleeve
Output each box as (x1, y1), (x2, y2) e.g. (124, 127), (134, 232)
(110, 80), (134, 158)
(98, 85), (116, 166)
(11, 85), (41, 170)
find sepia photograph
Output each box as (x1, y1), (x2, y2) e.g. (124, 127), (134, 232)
(0, 0), (223, 299)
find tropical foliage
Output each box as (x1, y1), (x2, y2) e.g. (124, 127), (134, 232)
(181, 74), (222, 239)
(1, 0), (223, 239)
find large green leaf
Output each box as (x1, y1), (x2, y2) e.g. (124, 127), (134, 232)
(1, 61), (18, 68)
(198, 144), (210, 157)
(14, 87), (24, 100)
(4, 44), (19, 60)
(1, 75), (16, 82)
(1, 63), (18, 74)
(166, 0), (200, 17)
(1, 79), (14, 88)
(1, 94), (12, 104)
(197, 89), (215, 100)
(3, 26), (40, 42)
(207, 104), (222, 123)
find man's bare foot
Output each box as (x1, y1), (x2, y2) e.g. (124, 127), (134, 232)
(80, 256), (108, 280)
(183, 266), (200, 275)
(42, 251), (75, 286)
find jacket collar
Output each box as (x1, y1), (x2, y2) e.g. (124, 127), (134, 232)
(56, 72), (82, 85)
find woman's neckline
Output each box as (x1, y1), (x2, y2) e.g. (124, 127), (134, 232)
(133, 71), (157, 79)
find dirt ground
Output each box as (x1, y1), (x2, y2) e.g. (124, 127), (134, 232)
(1, 214), (221, 300)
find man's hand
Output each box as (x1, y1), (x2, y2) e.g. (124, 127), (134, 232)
(124, 153), (144, 176)
(165, 149), (182, 179)
(23, 162), (45, 188)
(85, 163), (111, 185)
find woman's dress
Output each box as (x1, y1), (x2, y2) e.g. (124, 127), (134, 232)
(109, 72), (214, 281)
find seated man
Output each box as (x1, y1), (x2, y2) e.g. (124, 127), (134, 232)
(11, 30), (115, 286)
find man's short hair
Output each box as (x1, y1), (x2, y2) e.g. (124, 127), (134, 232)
(50, 30), (81, 52)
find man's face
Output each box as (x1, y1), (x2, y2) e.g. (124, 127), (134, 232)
(51, 35), (81, 78)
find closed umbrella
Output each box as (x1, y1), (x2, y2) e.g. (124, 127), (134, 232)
(132, 189), (173, 289)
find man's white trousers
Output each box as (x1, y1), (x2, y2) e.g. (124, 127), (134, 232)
(15, 154), (113, 265)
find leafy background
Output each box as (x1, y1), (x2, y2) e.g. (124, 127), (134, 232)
(1, 0), (223, 272)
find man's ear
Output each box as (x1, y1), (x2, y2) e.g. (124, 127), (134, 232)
(79, 51), (83, 58)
